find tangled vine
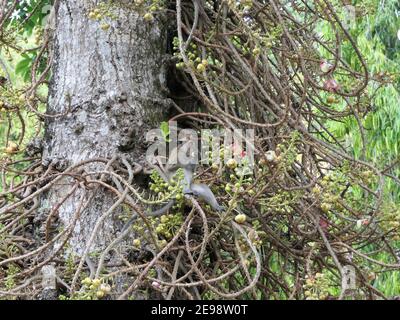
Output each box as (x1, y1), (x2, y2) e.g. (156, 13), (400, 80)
(0, 0), (399, 300)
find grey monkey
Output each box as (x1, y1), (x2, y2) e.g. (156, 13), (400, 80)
(156, 132), (223, 211)
(151, 159), (223, 214)
(121, 164), (223, 232)
(164, 130), (198, 194)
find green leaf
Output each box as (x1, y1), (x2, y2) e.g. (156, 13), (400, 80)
(14, 57), (30, 76)
(160, 121), (170, 142)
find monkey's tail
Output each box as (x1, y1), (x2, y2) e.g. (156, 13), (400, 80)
(148, 200), (175, 217)
(121, 200), (176, 232)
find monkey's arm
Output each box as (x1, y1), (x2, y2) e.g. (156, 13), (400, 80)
(122, 183), (222, 233)
(124, 156), (194, 233)
(121, 200), (175, 232)
(190, 183), (223, 212)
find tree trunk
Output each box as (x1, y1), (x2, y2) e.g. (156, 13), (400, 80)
(40, 0), (168, 280)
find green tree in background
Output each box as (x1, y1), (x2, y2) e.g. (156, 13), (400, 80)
(318, 0), (400, 200)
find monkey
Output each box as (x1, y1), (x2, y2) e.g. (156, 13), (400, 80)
(121, 133), (223, 232)
(120, 167), (223, 233)
(157, 130), (223, 211)
(121, 179), (223, 231)
(163, 131), (198, 194)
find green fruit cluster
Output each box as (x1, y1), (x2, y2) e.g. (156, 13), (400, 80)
(303, 272), (331, 300)
(153, 213), (184, 240)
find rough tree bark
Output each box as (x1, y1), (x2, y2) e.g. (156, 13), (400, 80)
(39, 0), (168, 278)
